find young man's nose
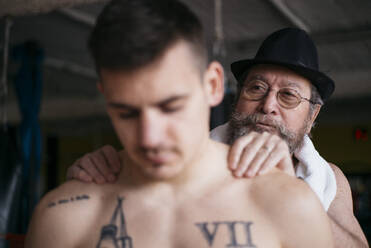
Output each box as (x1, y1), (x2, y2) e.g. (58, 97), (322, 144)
(138, 111), (165, 148)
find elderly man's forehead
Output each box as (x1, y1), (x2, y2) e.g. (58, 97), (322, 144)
(244, 64), (312, 89)
(247, 64), (299, 77)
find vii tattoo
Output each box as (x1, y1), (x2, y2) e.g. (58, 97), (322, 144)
(196, 221), (257, 247)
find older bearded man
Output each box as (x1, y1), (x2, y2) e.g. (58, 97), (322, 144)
(66, 28), (369, 247)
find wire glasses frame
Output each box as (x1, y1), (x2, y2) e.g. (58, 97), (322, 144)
(242, 80), (318, 109)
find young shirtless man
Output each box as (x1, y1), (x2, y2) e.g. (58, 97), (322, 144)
(25, 0), (333, 247)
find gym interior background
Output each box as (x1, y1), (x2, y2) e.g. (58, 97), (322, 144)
(0, 0), (370, 246)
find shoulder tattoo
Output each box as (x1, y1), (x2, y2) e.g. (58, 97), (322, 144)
(47, 194), (90, 208)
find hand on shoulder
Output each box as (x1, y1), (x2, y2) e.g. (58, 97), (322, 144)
(66, 145), (121, 184)
(227, 132), (295, 178)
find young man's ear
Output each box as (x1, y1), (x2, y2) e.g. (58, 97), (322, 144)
(203, 61), (224, 107)
(306, 104), (321, 134)
(97, 82), (104, 93)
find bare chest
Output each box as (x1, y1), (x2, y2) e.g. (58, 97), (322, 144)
(81, 190), (281, 248)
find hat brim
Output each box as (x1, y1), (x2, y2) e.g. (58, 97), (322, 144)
(231, 59), (335, 102)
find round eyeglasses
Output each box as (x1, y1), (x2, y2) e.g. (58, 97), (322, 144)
(242, 80), (317, 109)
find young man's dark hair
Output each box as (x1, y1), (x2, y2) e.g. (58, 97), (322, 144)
(88, 0), (208, 74)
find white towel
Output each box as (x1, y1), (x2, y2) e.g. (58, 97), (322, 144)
(294, 135), (337, 211)
(210, 122), (229, 143)
(210, 122), (337, 211)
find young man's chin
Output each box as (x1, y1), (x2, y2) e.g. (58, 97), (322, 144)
(144, 165), (182, 181)
(139, 161), (185, 181)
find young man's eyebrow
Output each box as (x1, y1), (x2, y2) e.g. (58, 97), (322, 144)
(157, 95), (188, 106)
(107, 94), (189, 109)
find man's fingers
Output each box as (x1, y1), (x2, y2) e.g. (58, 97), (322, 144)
(244, 145), (272, 177)
(242, 134), (277, 177)
(233, 132), (269, 177)
(77, 169), (93, 182)
(257, 152), (282, 175)
(66, 159), (80, 180)
(80, 155), (106, 184)
(89, 154), (116, 183)
(258, 141), (294, 176)
(66, 161), (94, 182)
(66, 145), (121, 184)
(100, 145), (121, 173)
(229, 132), (295, 178)
(228, 133), (255, 171)
(233, 146), (255, 177)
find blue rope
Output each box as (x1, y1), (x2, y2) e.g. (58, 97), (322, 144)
(12, 40), (44, 231)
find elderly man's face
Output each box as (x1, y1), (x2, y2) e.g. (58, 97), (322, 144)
(229, 64), (320, 153)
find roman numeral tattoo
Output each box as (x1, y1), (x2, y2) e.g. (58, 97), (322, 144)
(96, 197), (133, 248)
(195, 221), (257, 247)
(47, 194), (89, 208)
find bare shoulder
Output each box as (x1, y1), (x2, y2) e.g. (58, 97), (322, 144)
(251, 168), (319, 209)
(25, 180), (103, 248)
(249, 169), (334, 247)
(35, 179), (102, 213)
(328, 162), (348, 188)
(327, 163), (369, 248)
(327, 162), (354, 214)
(212, 139), (230, 155)
(328, 162), (353, 208)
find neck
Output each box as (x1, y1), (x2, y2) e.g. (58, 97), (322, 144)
(117, 139), (230, 194)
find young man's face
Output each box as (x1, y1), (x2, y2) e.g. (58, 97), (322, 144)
(99, 41), (223, 180)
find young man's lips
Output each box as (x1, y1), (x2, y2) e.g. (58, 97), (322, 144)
(143, 152), (174, 165)
(146, 157), (167, 165)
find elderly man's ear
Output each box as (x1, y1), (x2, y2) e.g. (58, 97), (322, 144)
(203, 61), (225, 107)
(306, 104), (322, 134)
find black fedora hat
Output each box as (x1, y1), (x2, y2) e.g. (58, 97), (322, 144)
(231, 28), (335, 102)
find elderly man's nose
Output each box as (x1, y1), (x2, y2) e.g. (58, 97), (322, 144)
(260, 91), (279, 114)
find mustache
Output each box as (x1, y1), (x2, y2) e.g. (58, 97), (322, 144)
(227, 111), (299, 153)
(229, 112), (289, 136)
(242, 114), (278, 127)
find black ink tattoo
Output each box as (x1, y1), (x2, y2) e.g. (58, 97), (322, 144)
(47, 194), (90, 208)
(96, 197), (133, 248)
(195, 221), (257, 248)
(76, 195), (89, 200)
(195, 222), (221, 246)
(58, 199), (69, 204)
(47, 202), (56, 208)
